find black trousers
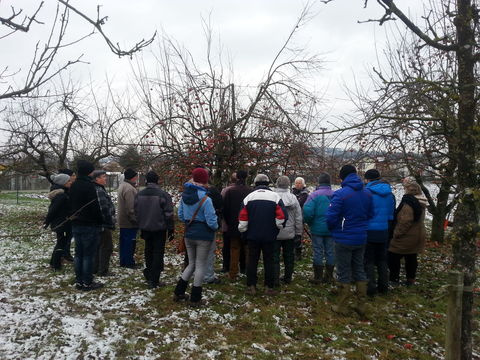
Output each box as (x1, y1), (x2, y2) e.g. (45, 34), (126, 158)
(50, 229), (72, 269)
(364, 242), (388, 293)
(93, 229), (113, 275)
(247, 241), (275, 288)
(388, 251), (418, 282)
(222, 232), (231, 271)
(142, 230), (167, 285)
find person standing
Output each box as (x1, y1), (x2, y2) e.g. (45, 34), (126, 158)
(292, 177), (309, 260)
(69, 160), (104, 291)
(57, 168), (76, 261)
(44, 173), (73, 270)
(173, 168), (218, 306)
(135, 171), (175, 288)
(363, 169), (395, 296)
(327, 165), (373, 317)
(388, 179), (427, 286)
(220, 172), (238, 273)
(91, 170), (116, 277)
(223, 170), (252, 281)
(303, 172), (335, 284)
(117, 168), (139, 268)
(273, 176), (302, 286)
(239, 174), (287, 295)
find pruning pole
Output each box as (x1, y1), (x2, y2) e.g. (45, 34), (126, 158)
(445, 271), (463, 360)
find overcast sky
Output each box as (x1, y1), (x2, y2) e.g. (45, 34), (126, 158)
(1, 0), (425, 126)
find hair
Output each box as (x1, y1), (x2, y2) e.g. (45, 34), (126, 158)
(294, 177), (305, 187)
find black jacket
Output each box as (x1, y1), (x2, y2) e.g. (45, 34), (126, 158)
(222, 181), (252, 237)
(69, 175), (103, 227)
(45, 184), (71, 233)
(135, 183), (174, 232)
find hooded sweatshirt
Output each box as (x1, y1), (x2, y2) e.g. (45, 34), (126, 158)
(303, 185), (334, 236)
(178, 182), (218, 241)
(365, 180), (395, 232)
(326, 173), (373, 246)
(274, 188), (303, 240)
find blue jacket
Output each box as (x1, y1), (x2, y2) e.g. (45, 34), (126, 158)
(303, 186), (334, 236)
(326, 173), (373, 246)
(178, 183), (218, 241)
(365, 180), (395, 232)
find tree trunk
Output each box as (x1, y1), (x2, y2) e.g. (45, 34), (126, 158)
(430, 183), (452, 243)
(452, 1), (479, 359)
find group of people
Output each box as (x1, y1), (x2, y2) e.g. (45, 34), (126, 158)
(44, 160), (427, 313)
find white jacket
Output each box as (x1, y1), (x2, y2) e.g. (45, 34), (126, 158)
(274, 188), (303, 240)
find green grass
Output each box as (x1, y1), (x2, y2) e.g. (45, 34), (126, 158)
(0, 195), (478, 359)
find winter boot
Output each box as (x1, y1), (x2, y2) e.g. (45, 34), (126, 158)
(331, 282), (351, 316)
(189, 286), (205, 307)
(352, 281), (369, 320)
(323, 265), (335, 284)
(309, 265), (323, 284)
(173, 278), (189, 302)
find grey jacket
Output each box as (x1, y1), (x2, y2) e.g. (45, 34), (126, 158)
(117, 180), (138, 228)
(135, 183), (174, 232)
(274, 188), (303, 240)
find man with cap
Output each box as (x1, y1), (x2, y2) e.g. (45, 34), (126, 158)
(44, 173), (73, 270)
(135, 171), (175, 288)
(69, 160), (104, 291)
(91, 170), (116, 277)
(303, 172), (335, 284)
(363, 169), (395, 296)
(117, 168), (139, 268)
(238, 174), (287, 295)
(326, 164), (373, 318)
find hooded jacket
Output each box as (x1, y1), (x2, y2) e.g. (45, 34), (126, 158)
(178, 182), (218, 241)
(274, 188), (303, 240)
(45, 184), (71, 233)
(365, 180), (395, 232)
(326, 173), (373, 246)
(303, 185), (334, 236)
(238, 185), (287, 243)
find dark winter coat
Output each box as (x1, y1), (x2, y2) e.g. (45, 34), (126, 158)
(45, 184), (71, 233)
(178, 182), (218, 241)
(135, 183), (174, 232)
(69, 175), (103, 227)
(222, 181), (252, 237)
(292, 187), (309, 208)
(94, 183), (116, 230)
(238, 185), (287, 243)
(326, 173), (373, 246)
(303, 185), (334, 236)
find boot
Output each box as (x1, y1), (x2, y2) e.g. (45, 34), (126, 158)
(173, 278), (189, 302)
(323, 265), (335, 284)
(309, 265), (323, 284)
(189, 286), (205, 307)
(352, 281), (369, 319)
(331, 283), (351, 316)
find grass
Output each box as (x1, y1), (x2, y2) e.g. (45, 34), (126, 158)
(0, 192), (478, 359)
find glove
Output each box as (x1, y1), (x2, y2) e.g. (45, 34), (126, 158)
(167, 229), (175, 242)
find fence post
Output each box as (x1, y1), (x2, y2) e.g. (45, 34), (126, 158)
(445, 271), (463, 360)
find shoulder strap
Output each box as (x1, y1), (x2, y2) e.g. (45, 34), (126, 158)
(187, 195), (209, 227)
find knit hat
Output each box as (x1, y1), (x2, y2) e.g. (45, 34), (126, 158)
(146, 171), (159, 184)
(77, 160), (95, 177)
(50, 173), (70, 186)
(192, 168), (209, 184)
(254, 174), (270, 186)
(92, 170), (107, 179)
(339, 164), (356, 180)
(276, 175), (290, 189)
(124, 168), (138, 180)
(364, 169), (381, 181)
(236, 170), (248, 181)
(58, 168), (74, 176)
(318, 172), (331, 185)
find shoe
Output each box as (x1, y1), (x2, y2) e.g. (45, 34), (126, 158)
(264, 287), (278, 296)
(173, 293), (190, 302)
(404, 279), (416, 287)
(331, 283), (351, 316)
(205, 277), (222, 285)
(97, 271), (114, 277)
(63, 255), (74, 262)
(174, 278), (189, 302)
(323, 265), (335, 284)
(74, 283), (83, 290)
(189, 299), (207, 308)
(352, 281), (369, 320)
(189, 286), (205, 307)
(82, 282), (104, 291)
(246, 285), (257, 296)
(123, 264), (141, 269)
(309, 265), (323, 284)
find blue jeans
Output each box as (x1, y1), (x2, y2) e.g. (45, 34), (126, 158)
(334, 242), (367, 284)
(203, 239), (218, 283)
(73, 225), (101, 285)
(119, 228), (138, 266)
(312, 235), (334, 266)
